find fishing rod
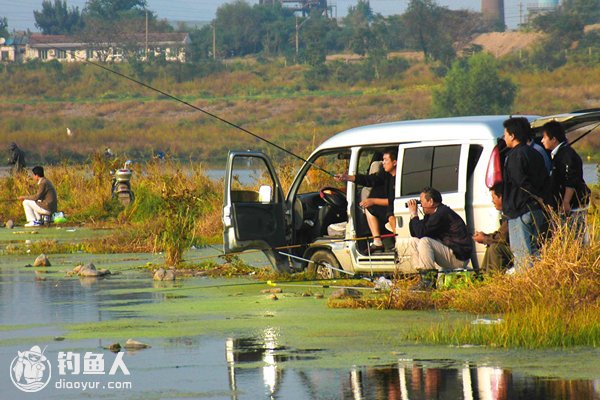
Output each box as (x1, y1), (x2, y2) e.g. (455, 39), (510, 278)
(59, 50), (336, 177)
(190, 232), (398, 263)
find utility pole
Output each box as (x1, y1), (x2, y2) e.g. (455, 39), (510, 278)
(145, 9), (148, 61)
(519, 2), (523, 26)
(212, 23), (216, 60)
(295, 16), (310, 63)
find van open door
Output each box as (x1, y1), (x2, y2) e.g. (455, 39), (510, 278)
(222, 151), (292, 272)
(530, 109), (600, 136)
(392, 142), (470, 272)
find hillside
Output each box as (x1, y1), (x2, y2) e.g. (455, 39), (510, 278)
(471, 31), (545, 57)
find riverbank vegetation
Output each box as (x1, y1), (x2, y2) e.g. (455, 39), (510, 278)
(329, 209), (600, 348)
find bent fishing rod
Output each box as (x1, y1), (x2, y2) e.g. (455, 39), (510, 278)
(58, 49), (336, 178)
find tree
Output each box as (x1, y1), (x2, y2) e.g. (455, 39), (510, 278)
(34, 0), (83, 34)
(0, 17), (8, 38)
(433, 53), (516, 117)
(530, 10), (584, 70)
(563, 0), (600, 24)
(403, 0), (454, 64)
(83, 0), (147, 20)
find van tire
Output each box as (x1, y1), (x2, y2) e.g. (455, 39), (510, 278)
(308, 250), (342, 279)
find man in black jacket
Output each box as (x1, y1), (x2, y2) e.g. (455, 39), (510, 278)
(502, 117), (548, 272)
(7, 142), (26, 173)
(541, 120), (590, 240)
(407, 187), (472, 288)
(335, 148), (397, 252)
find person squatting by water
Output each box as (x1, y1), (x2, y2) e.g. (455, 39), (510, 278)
(407, 187), (473, 289)
(502, 117), (549, 272)
(7, 142), (26, 173)
(18, 166), (58, 227)
(472, 183), (513, 272)
(335, 147), (398, 252)
(541, 120), (591, 241)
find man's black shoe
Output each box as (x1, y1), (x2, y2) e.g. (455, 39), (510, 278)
(368, 244), (385, 253)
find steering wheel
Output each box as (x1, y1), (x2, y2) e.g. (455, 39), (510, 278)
(319, 187), (347, 209)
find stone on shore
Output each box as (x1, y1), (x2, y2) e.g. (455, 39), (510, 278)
(329, 288), (362, 300)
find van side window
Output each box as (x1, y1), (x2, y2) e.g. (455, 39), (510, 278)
(401, 145), (461, 195)
(230, 156), (276, 203)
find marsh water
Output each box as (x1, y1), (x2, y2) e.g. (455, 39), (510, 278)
(0, 234), (599, 399)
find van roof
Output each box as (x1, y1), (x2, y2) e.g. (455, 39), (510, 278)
(318, 115), (540, 151)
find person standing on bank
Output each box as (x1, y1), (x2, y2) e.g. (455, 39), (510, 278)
(407, 187), (473, 289)
(502, 117), (548, 272)
(7, 142), (26, 173)
(18, 166), (57, 227)
(335, 148), (397, 252)
(541, 120), (591, 238)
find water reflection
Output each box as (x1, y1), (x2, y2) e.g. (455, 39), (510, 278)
(225, 335), (600, 400)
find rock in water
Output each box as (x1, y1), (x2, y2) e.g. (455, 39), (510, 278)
(6, 219), (14, 229)
(153, 268), (175, 281)
(33, 254), (51, 267)
(329, 288), (362, 300)
(163, 269), (176, 281)
(153, 268), (166, 281)
(77, 263), (111, 277)
(124, 338), (150, 350)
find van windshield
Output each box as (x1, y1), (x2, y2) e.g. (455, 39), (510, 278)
(298, 150), (350, 194)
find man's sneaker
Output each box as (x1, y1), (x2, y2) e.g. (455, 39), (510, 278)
(24, 220), (43, 227)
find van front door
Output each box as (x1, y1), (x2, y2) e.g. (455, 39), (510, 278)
(393, 142), (469, 272)
(222, 151), (290, 271)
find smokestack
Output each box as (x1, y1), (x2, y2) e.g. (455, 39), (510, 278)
(481, 0), (505, 30)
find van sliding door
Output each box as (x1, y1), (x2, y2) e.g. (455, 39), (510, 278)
(393, 142), (468, 271)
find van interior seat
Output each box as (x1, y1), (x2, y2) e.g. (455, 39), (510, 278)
(360, 160), (383, 204)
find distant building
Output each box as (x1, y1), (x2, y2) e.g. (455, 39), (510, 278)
(0, 32), (191, 63)
(0, 36), (28, 62)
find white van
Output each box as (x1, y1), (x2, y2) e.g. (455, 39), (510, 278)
(222, 111), (600, 276)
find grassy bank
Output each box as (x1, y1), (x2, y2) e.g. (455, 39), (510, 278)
(0, 157), (223, 263)
(331, 207), (600, 348)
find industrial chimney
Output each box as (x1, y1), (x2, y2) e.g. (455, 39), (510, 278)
(482, 0), (505, 30)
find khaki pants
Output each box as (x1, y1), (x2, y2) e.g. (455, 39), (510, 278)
(409, 237), (468, 272)
(482, 242), (513, 272)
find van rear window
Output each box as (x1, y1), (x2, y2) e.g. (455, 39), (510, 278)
(401, 145), (460, 195)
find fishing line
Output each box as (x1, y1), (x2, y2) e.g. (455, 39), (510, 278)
(61, 52), (335, 177)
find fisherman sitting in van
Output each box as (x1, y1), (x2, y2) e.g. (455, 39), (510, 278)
(335, 147), (397, 253)
(407, 187), (473, 290)
(472, 183), (513, 273)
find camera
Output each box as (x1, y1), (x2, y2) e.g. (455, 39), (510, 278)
(405, 199), (421, 208)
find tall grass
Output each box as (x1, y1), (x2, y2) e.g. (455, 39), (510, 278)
(412, 209), (600, 348)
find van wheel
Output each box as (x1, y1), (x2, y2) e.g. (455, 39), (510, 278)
(308, 250), (342, 279)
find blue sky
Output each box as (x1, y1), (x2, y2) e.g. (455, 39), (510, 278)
(1, 0), (534, 32)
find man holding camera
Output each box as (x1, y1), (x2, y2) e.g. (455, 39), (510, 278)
(407, 187), (472, 289)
